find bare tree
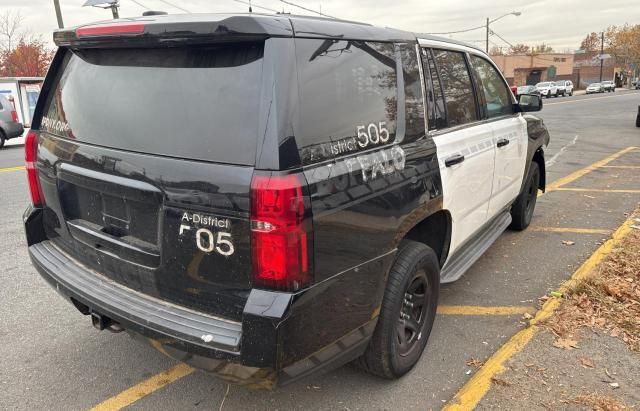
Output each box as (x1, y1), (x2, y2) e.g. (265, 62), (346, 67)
(0, 10), (24, 53)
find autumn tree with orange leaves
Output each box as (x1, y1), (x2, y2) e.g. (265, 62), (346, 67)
(0, 10), (53, 77)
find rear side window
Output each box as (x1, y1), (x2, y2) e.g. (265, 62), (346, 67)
(41, 44), (264, 165)
(431, 49), (478, 127)
(469, 55), (514, 118)
(295, 39), (398, 164)
(422, 48), (447, 130)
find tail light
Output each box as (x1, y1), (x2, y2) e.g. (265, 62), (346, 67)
(250, 173), (312, 291)
(25, 131), (44, 206)
(11, 110), (18, 123)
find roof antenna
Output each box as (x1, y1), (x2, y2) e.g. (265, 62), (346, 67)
(249, 0), (252, 12)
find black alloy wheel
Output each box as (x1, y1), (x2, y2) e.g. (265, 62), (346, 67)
(356, 241), (439, 379)
(396, 271), (431, 357)
(510, 161), (540, 230)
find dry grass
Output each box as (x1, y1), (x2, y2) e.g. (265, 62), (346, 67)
(544, 213), (640, 352)
(573, 392), (631, 411)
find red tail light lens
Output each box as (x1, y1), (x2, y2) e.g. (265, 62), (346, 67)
(251, 174), (311, 291)
(76, 23), (145, 37)
(10, 110), (18, 123)
(25, 131), (44, 206)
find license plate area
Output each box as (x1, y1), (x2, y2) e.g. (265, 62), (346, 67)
(57, 163), (162, 267)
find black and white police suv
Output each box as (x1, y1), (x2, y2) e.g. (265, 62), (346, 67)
(24, 13), (549, 387)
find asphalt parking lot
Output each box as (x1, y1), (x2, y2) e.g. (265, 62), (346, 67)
(1, 90), (639, 410)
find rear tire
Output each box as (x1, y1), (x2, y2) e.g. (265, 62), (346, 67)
(356, 241), (439, 379)
(0, 130), (6, 149)
(510, 161), (540, 231)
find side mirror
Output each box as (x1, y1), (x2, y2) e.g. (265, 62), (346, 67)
(518, 94), (543, 112)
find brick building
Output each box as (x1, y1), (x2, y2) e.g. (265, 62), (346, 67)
(573, 51), (617, 88)
(490, 53), (575, 86)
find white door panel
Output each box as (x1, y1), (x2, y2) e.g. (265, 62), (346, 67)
(487, 116), (528, 218)
(433, 123), (495, 255)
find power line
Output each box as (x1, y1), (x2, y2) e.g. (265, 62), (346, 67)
(279, 0), (337, 19)
(157, 0), (191, 13)
(128, 0), (150, 10)
(233, 0), (279, 13)
(425, 24), (486, 36)
(490, 29), (515, 48)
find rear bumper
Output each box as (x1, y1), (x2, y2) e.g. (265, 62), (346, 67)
(2, 121), (23, 139)
(25, 207), (383, 387)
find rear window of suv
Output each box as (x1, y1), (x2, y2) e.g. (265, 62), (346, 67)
(41, 44), (264, 165)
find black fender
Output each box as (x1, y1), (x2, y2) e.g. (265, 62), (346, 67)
(520, 114), (550, 193)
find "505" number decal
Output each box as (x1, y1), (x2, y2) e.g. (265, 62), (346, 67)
(179, 224), (235, 256)
(356, 122), (390, 149)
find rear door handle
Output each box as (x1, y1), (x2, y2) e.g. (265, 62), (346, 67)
(497, 138), (510, 148)
(444, 154), (465, 167)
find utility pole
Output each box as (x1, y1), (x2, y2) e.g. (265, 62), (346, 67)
(53, 0), (64, 28)
(485, 17), (490, 53)
(111, 2), (120, 19)
(599, 31), (604, 82)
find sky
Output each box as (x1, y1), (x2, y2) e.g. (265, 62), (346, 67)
(3, 0), (638, 52)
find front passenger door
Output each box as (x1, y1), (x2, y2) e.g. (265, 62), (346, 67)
(469, 55), (527, 220)
(423, 48), (495, 255)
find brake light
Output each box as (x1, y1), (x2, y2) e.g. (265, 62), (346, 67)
(76, 23), (145, 37)
(11, 110), (17, 123)
(251, 174), (312, 291)
(25, 131), (44, 206)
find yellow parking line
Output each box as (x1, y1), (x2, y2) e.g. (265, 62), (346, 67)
(541, 146), (638, 195)
(443, 215), (636, 411)
(89, 363), (194, 411)
(552, 187), (640, 194)
(599, 165), (640, 169)
(529, 227), (611, 235)
(0, 166), (24, 173)
(437, 306), (533, 316)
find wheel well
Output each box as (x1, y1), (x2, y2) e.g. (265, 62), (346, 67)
(533, 148), (546, 192)
(404, 210), (451, 267)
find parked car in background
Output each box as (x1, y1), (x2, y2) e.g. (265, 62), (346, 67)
(0, 94), (24, 148)
(510, 85), (518, 96)
(601, 80), (615, 92)
(516, 85), (540, 97)
(556, 80), (573, 96)
(586, 82), (604, 94)
(536, 81), (558, 98)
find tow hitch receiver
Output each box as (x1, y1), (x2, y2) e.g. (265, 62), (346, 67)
(91, 312), (112, 330)
(90, 311), (124, 333)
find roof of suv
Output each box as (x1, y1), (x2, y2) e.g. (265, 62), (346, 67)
(56, 12), (483, 52)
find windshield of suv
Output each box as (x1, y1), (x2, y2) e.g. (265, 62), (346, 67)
(590, 83), (601, 86)
(537, 82), (550, 87)
(41, 45), (265, 165)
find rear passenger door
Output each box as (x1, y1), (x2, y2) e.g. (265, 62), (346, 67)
(469, 55), (527, 219)
(422, 47), (495, 254)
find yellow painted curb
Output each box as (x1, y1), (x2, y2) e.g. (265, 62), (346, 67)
(443, 215), (636, 411)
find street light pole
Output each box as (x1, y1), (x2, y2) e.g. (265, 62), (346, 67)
(485, 17), (490, 53)
(599, 31), (604, 82)
(485, 11), (521, 53)
(53, 0), (64, 28)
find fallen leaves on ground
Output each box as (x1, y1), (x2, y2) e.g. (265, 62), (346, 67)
(552, 337), (579, 350)
(573, 392), (630, 411)
(579, 356), (595, 368)
(465, 358), (484, 368)
(491, 376), (511, 387)
(544, 213), (640, 352)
